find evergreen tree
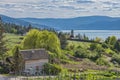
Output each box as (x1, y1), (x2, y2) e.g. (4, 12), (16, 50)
(0, 17), (7, 63)
(83, 34), (89, 40)
(70, 29), (74, 38)
(114, 41), (120, 51)
(12, 46), (23, 74)
(78, 33), (83, 40)
(27, 24), (32, 32)
(58, 32), (68, 49)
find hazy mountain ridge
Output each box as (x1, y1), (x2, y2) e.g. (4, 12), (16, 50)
(0, 14), (50, 29)
(0, 14), (120, 30)
(19, 16), (120, 30)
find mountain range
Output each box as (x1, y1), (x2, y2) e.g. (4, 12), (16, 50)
(0, 14), (120, 30)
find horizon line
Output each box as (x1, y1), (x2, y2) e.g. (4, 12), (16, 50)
(0, 14), (120, 19)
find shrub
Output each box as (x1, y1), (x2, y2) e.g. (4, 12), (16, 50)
(42, 63), (62, 75)
(90, 43), (104, 52)
(74, 48), (99, 61)
(0, 63), (9, 74)
(74, 48), (87, 58)
(19, 36), (24, 40)
(103, 72), (114, 77)
(96, 57), (110, 66)
(111, 54), (120, 64)
(102, 43), (109, 49)
(86, 73), (96, 80)
(104, 48), (116, 55)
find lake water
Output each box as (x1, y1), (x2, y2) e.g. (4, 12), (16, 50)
(61, 30), (120, 40)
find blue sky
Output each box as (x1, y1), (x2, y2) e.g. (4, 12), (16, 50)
(0, 0), (120, 18)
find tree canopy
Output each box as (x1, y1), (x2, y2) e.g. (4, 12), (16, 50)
(105, 36), (117, 46)
(22, 29), (61, 55)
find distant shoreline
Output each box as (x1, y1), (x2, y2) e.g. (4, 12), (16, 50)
(60, 30), (120, 40)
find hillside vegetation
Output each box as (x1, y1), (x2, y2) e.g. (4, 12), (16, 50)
(4, 32), (120, 70)
(5, 33), (23, 49)
(1, 29), (120, 80)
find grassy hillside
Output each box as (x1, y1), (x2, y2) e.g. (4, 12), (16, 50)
(5, 33), (23, 50)
(1, 31), (120, 79)
(65, 40), (120, 70)
(68, 40), (91, 49)
(4, 33), (118, 70)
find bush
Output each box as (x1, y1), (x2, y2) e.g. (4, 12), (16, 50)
(74, 48), (99, 61)
(90, 43), (104, 52)
(0, 63), (9, 74)
(74, 48), (87, 58)
(66, 44), (75, 51)
(85, 73), (96, 80)
(102, 43), (109, 49)
(19, 36), (24, 40)
(42, 63), (62, 75)
(103, 72), (114, 77)
(96, 57), (110, 66)
(111, 54), (120, 64)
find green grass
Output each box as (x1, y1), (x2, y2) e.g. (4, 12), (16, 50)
(68, 40), (91, 49)
(5, 33), (23, 50)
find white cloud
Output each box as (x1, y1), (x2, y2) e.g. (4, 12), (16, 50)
(0, 0), (120, 18)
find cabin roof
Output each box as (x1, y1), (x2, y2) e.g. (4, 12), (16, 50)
(20, 49), (49, 60)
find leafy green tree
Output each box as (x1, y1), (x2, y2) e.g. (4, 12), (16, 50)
(36, 30), (61, 54)
(105, 36), (117, 47)
(22, 29), (39, 49)
(94, 37), (102, 43)
(22, 29), (61, 56)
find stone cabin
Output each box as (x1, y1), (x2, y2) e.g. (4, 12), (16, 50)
(20, 49), (49, 74)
